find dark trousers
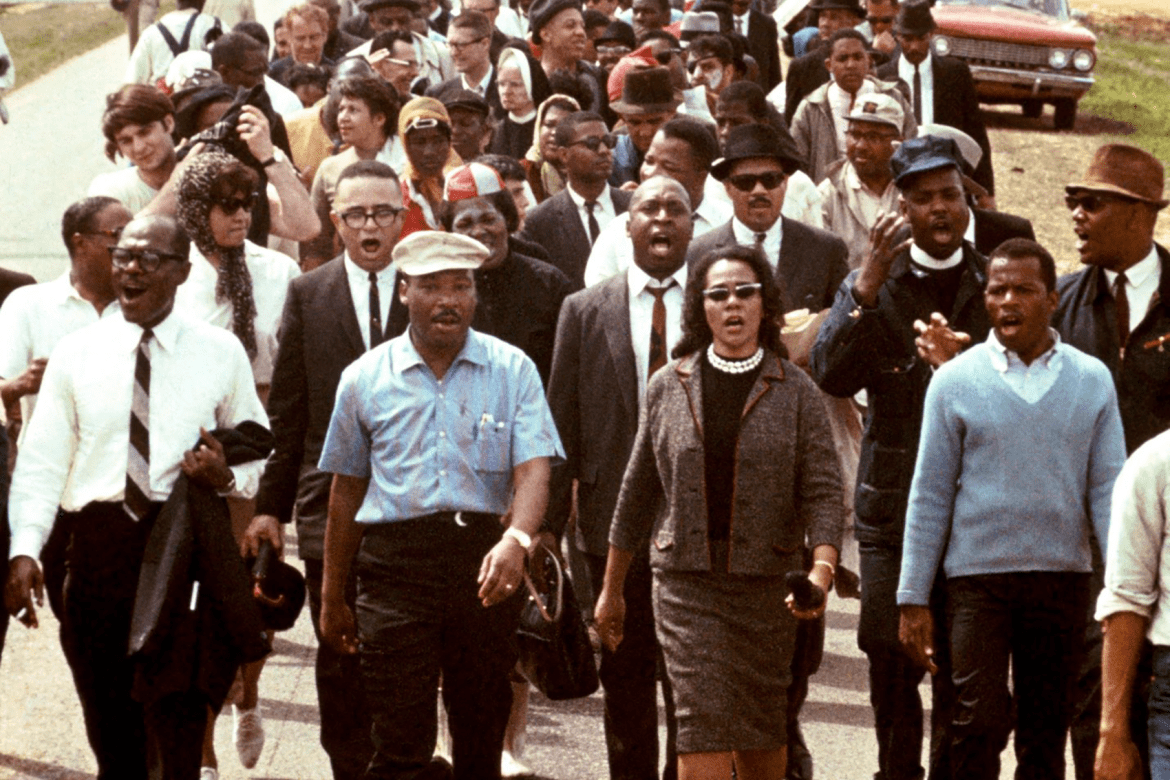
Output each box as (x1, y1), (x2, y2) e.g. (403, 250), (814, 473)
(586, 552), (678, 780)
(858, 542), (953, 780)
(355, 515), (522, 780)
(305, 557), (375, 780)
(946, 572), (1090, 780)
(787, 614), (824, 779)
(59, 503), (208, 780)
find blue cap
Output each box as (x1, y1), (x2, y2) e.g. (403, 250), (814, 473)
(890, 135), (963, 189)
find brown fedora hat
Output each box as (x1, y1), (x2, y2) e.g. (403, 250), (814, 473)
(611, 66), (683, 115)
(1066, 143), (1169, 209)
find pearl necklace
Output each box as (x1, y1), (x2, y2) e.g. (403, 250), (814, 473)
(707, 344), (764, 374)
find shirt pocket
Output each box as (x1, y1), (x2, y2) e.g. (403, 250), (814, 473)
(474, 417), (513, 473)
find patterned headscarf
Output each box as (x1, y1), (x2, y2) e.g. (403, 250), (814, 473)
(398, 97), (463, 208)
(176, 150), (260, 359)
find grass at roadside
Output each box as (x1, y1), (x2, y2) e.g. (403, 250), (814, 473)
(0, 2), (127, 90)
(1078, 30), (1170, 166)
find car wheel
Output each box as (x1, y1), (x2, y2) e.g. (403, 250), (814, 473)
(1021, 100), (1043, 119)
(1054, 98), (1077, 130)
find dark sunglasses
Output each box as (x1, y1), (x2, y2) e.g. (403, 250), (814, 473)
(867, 15), (896, 23)
(338, 205), (407, 229)
(111, 247), (187, 273)
(213, 191), (260, 214)
(654, 47), (683, 65)
(1064, 192), (1135, 213)
(702, 282), (762, 302)
(727, 172), (787, 191)
(567, 133), (618, 152)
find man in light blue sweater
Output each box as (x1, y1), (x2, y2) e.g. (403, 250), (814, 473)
(896, 238), (1127, 780)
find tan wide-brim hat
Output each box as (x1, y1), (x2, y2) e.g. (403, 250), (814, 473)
(1066, 143), (1169, 209)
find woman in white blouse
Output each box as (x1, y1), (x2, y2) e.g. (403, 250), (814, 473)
(174, 149), (299, 779)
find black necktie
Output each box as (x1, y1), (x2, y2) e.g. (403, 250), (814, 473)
(585, 201), (601, 245)
(125, 329), (153, 521)
(913, 64), (923, 124)
(1113, 272), (1130, 354)
(368, 271), (383, 349)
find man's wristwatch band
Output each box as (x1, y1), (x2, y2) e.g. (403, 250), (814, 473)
(503, 527), (533, 554)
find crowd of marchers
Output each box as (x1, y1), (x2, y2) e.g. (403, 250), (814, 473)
(1, 0), (1170, 778)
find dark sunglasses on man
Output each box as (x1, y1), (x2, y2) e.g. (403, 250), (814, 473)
(654, 47), (683, 65)
(1064, 192), (1136, 214)
(702, 282), (763, 302)
(111, 248), (187, 273)
(726, 172), (787, 192)
(567, 134), (619, 152)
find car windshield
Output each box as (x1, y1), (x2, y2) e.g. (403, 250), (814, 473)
(936, 0), (1069, 21)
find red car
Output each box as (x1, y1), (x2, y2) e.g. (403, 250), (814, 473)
(931, 0), (1096, 129)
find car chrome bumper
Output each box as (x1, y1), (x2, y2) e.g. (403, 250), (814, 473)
(970, 64), (1094, 97)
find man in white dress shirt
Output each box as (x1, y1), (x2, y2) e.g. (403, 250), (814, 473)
(89, 85), (179, 215)
(125, 0), (223, 85)
(4, 215), (269, 780)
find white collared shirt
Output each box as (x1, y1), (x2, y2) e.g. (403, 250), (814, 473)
(566, 183), (617, 244)
(1105, 244), (1161, 336)
(0, 273), (121, 431)
(344, 252), (397, 350)
(582, 188), (732, 287)
(827, 80), (875, 154)
(733, 10), (750, 36)
(910, 243), (963, 271)
(844, 161), (899, 229)
(8, 311), (268, 560)
(628, 262), (687, 404)
(732, 216), (783, 270)
(462, 65), (494, 97)
(898, 52), (935, 125)
(174, 240), (301, 385)
(986, 328), (1063, 404)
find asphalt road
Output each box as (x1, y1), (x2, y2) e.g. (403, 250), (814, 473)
(0, 32), (1039, 780)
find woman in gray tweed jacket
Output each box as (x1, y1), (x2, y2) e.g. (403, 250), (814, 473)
(594, 245), (845, 780)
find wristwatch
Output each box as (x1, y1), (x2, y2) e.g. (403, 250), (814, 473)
(503, 527), (533, 555)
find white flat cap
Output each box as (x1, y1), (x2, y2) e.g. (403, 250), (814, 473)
(392, 230), (489, 276)
(916, 123), (983, 170)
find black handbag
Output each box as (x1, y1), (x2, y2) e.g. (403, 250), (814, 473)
(515, 544), (599, 700)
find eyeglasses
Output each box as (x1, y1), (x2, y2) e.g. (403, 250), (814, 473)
(846, 128), (897, 144)
(654, 47), (683, 64)
(212, 191), (260, 214)
(866, 15), (896, 24)
(338, 205), (407, 228)
(726, 172), (787, 191)
(1064, 193), (1135, 213)
(702, 282), (762, 302)
(567, 133), (618, 152)
(448, 36), (487, 52)
(111, 247), (187, 272)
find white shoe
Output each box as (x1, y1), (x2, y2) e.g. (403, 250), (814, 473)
(200, 768), (218, 780)
(501, 750), (533, 778)
(233, 704), (266, 769)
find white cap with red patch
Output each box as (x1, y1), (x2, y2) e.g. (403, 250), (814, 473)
(443, 163), (506, 203)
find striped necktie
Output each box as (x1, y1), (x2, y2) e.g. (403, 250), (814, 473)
(125, 328), (153, 521)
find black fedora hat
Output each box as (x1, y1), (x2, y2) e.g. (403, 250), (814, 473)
(894, 0), (937, 35)
(248, 554), (307, 632)
(611, 67), (682, 115)
(711, 123), (804, 180)
(595, 19), (636, 49)
(360, 0), (421, 12)
(808, 0), (865, 18)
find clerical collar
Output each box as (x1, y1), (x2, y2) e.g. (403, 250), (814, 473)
(910, 243), (963, 272)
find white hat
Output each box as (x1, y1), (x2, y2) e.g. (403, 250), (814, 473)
(845, 93), (905, 131)
(916, 123), (983, 170)
(443, 162), (506, 202)
(392, 231), (489, 276)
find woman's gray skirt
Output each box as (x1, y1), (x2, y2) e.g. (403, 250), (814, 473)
(653, 568), (798, 754)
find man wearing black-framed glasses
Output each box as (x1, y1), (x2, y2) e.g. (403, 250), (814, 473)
(243, 160), (406, 780)
(425, 11), (503, 116)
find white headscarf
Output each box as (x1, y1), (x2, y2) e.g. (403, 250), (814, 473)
(497, 47), (536, 123)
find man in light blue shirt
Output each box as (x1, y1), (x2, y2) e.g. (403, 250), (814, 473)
(898, 238), (1125, 780)
(317, 230), (563, 780)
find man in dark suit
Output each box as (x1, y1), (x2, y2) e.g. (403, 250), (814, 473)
(1055, 144), (1170, 780)
(729, 0), (781, 90)
(548, 175), (693, 780)
(686, 122), (848, 780)
(876, 1), (995, 198)
(784, 0), (865, 126)
(811, 136), (991, 780)
(689, 124), (849, 312)
(521, 111), (632, 288)
(243, 160), (408, 780)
